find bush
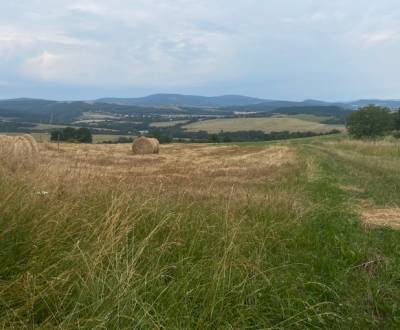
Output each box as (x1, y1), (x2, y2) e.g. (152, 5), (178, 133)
(392, 131), (400, 139)
(346, 105), (392, 138)
(392, 109), (400, 131)
(50, 127), (92, 143)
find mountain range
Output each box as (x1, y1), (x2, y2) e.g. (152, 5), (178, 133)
(1, 94), (399, 110)
(94, 94), (400, 109)
(96, 94), (266, 107)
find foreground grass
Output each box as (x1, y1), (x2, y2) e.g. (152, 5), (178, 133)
(1, 139), (400, 328)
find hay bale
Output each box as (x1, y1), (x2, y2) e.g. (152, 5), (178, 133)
(132, 136), (160, 155)
(22, 134), (40, 153)
(0, 134), (39, 166)
(0, 135), (14, 156)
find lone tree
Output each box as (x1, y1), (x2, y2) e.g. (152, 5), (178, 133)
(346, 105), (392, 138)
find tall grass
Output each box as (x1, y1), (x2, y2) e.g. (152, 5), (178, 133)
(0, 140), (400, 328)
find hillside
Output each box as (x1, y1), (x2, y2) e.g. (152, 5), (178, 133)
(0, 96), (397, 142)
(96, 93), (266, 107)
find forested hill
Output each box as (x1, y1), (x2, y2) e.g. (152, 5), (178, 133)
(0, 99), (224, 123)
(96, 94), (266, 107)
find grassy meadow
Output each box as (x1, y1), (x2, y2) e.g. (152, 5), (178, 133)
(1, 136), (400, 328)
(183, 116), (344, 134)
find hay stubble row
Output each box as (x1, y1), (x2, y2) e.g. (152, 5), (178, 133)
(37, 142), (295, 200)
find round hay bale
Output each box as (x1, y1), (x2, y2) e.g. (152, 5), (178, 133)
(0, 134), (39, 167)
(22, 134), (40, 154)
(12, 136), (35, 159)
(0, 135), (14, 156)
(132, 136), (160, 155)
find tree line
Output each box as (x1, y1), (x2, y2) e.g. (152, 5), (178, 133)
(50, 127), (93, 143)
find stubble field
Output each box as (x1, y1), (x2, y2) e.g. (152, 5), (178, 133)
(182, 116), (344, 133)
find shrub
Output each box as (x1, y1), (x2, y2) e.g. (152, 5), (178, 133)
(346, 105), (392, 138)
(50, 127), (92, 143)
(392, 131), (400, 139)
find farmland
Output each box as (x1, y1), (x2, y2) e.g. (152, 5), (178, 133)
(0, 98), (351, 143)
(183, 116), (344, 133)
(150, 120), (189, 128)
(1, 136), (400, 328)
(0, 132), (135, 143)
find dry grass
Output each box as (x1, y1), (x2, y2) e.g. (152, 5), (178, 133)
(35, 142), (295, 203)
(361, 208), (400, 230)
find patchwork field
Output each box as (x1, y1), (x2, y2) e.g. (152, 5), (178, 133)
(183, 116), (344, 133)
(1, 137), (400, 328)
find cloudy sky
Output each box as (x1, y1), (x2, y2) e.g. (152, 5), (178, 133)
(1, 0), (399, 100)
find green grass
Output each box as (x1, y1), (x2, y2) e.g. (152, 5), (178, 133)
(30, 123), (70, 130)
(1, 138), (400, 328)
(288, 114), (333, 123)
(183, 116), (344, 134)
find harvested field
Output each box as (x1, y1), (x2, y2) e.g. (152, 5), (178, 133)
(36, 142), (295, 202)
(183, 116), (344, 133)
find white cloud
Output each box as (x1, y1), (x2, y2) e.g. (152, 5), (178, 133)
(1, 0), (400, 99)
(362, 31), (399, 46)
(0, 26), (83, 45)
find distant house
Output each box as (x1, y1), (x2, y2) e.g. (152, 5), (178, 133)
(138, 130), (149, 135)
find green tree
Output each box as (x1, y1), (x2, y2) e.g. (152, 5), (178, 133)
(392, 108), (400, 131)
(346, 105), (392, 138)
(208, 134), (219, 143)
(50, 127), (92, 143)
(62, 127), (77, 141)
(151, 129), (172, 144)
(76, 128), (93, 143)
(50, 130), (63, 141)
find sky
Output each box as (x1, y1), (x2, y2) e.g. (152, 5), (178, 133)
(0, 0), (399, 101)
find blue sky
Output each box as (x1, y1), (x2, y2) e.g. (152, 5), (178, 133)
(0, 0), (399, 100)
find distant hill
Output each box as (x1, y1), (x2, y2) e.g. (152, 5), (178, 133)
(347, 99), (400, 109)
(0, 98), (231, 124)
(223, 100), (348, 113)
(96, 94), (266, 107)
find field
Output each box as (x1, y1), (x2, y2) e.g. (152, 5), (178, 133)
(1, 137), (400, 328)
(150, 120), (189, 128)
(90, 134), (134, 143)
(183, 116), (344, 133)
(30, 123), (69, 130)
(0, 133), (134, 143)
